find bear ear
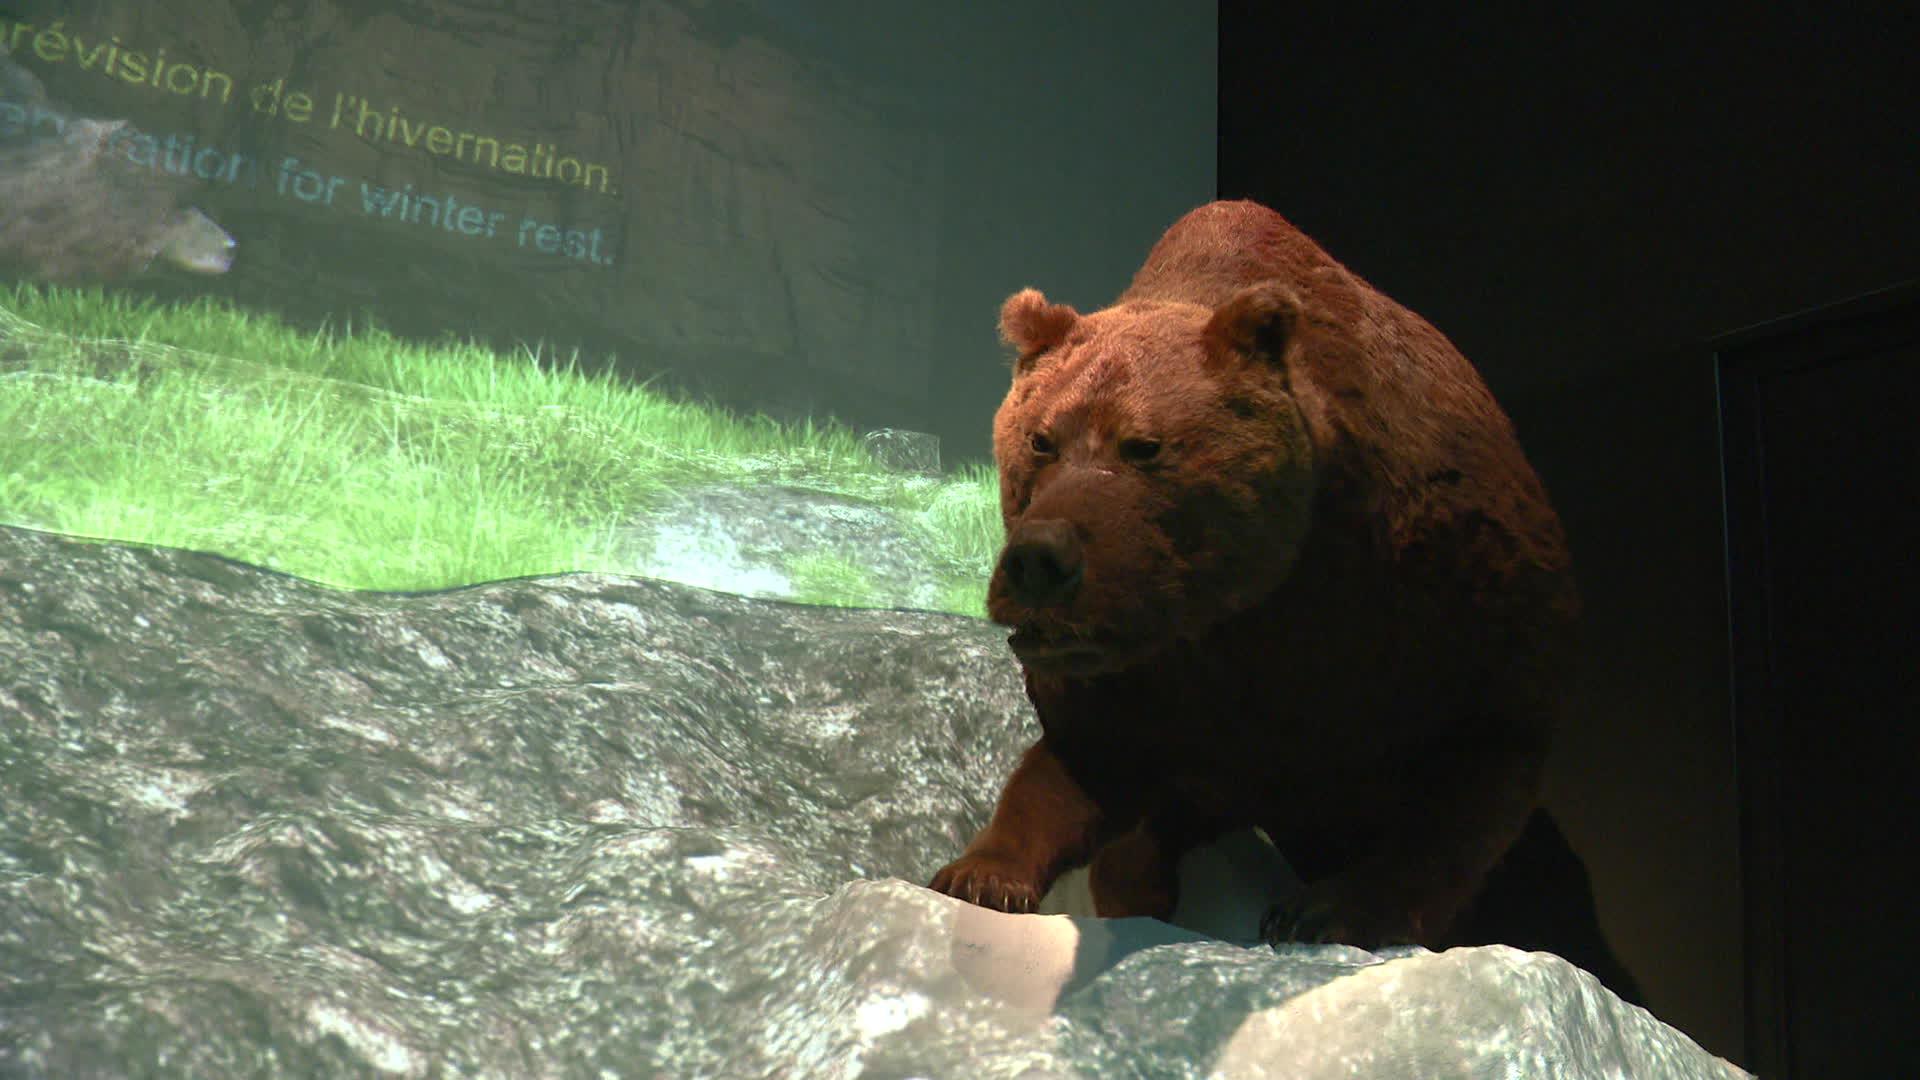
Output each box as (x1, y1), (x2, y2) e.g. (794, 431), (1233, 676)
(1204, 283), (1304, 369)
(1000, 288), (1080, 368)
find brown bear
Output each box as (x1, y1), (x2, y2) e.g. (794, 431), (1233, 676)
(1, 43), (234, 283)
(931, 199), (1581, 955)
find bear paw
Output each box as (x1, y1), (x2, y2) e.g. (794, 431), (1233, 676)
(929, 854), (1044, 914)
(1259, 875), (1433, 951)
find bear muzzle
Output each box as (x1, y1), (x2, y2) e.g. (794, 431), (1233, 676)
(993, 518), (1170, 676)
(992, 519), (1099, 672)
(989, 468), (1185, 675)
(996, 519), (1084, 609)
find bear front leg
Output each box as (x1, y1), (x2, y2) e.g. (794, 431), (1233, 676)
(1262, 740), (1545, 949)
(1088, 819), (1182, 920)
(930, 740), (1107, 914)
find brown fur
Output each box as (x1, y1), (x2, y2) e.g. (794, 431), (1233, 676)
(0, 43), (233, 282)
(930, 200), (1577, 948)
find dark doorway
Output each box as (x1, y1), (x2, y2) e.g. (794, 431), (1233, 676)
(1719, 284), (1920, 1078)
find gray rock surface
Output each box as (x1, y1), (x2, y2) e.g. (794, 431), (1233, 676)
(862, 428), (942, 476)
(613, 481), (967, 612)
(0, 524), (1749, 1078)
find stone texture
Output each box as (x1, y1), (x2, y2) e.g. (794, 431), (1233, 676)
(863, 427), (941, 476)
(0, 524), (1750, 1077)
(613, 482), (966, 611)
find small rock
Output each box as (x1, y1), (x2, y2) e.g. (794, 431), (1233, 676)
(863, 428), (941, 475)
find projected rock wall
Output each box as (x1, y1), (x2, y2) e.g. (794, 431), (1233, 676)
(0, 1), (942, 416)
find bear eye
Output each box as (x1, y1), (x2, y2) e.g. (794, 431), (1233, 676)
(1119, 438), (1162, 464)
(1029, 431), (1056, 457)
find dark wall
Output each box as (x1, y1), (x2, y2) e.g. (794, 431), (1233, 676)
(1722, 304), (1920, 1078)
(1219, 5), (1918, 1067)
(916, 3), (1217, 460)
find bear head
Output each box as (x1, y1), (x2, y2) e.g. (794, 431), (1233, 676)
(987, 283), (1317, 676)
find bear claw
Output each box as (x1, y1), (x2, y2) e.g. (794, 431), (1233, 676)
(930, 855), (1042, 914)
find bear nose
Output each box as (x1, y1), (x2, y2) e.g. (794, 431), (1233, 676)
(998, 520), (1084, 608)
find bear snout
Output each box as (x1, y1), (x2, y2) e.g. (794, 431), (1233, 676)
(996, 520), (1084, 609)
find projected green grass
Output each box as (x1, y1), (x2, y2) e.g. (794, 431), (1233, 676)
(0, 285), (1002, 616)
